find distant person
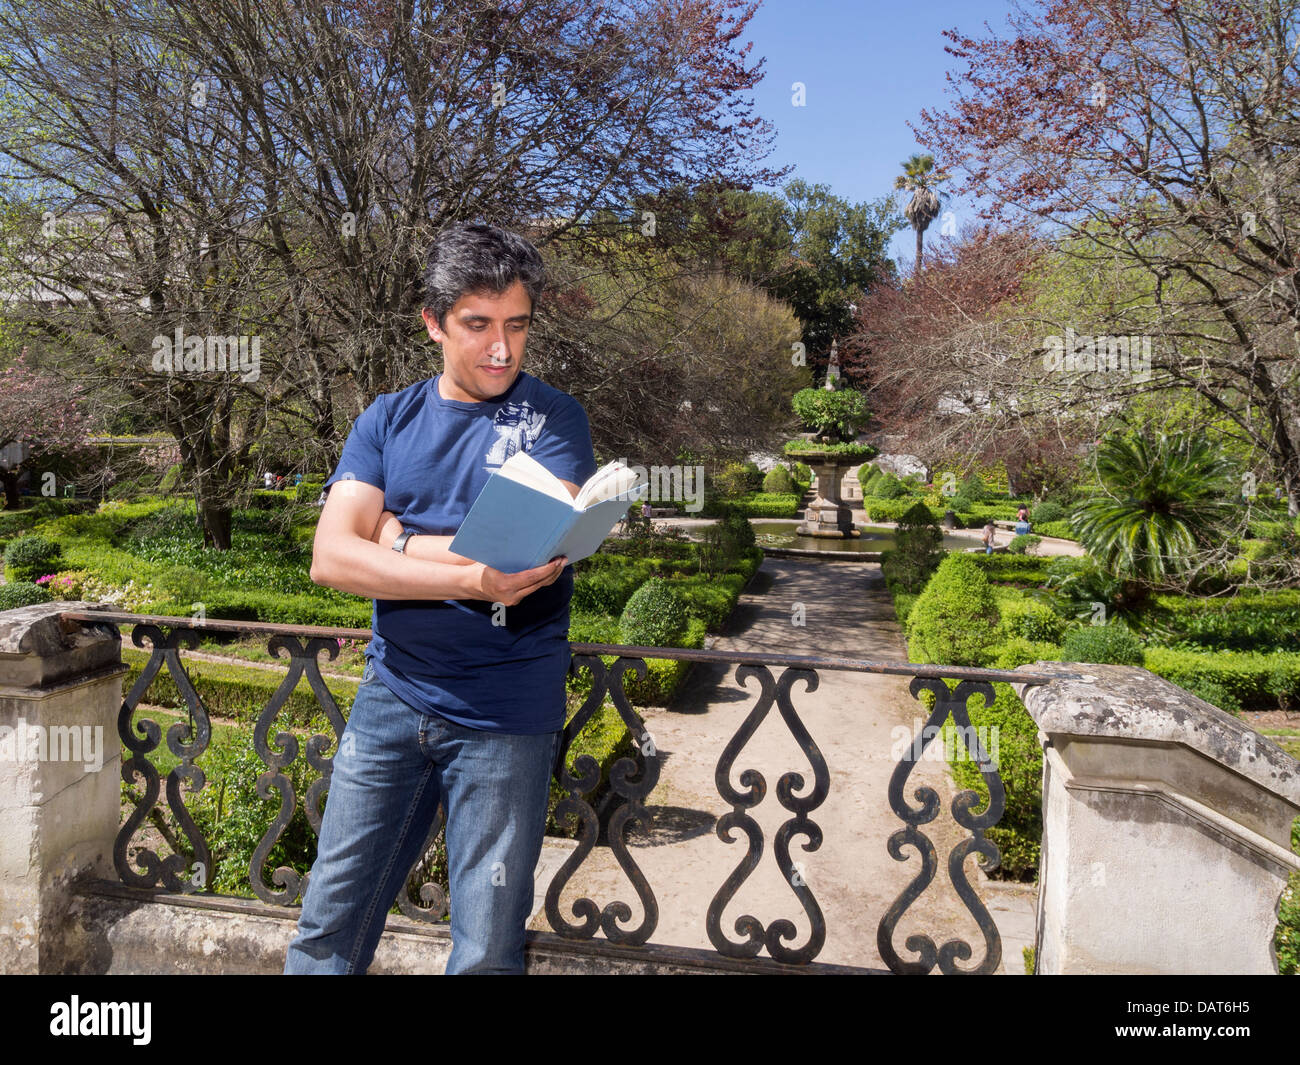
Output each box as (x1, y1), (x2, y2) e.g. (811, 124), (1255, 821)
(1014, 504), (1031, 536)
(982, 521), (997, 554)
(641, 500), (652, 527)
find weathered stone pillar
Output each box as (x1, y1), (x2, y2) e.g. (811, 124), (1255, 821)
(1014, 662), (1300, 974)
(0, 602), (124, 973)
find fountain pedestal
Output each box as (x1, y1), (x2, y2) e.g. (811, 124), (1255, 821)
(789, 452), (860, 538)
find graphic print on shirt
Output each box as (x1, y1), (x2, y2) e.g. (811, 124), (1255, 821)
(484, 400), (547, 467)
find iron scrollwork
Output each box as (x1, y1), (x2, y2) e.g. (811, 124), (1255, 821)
(115, 624), (213, 892)
(545, 654), (659, 945)
(706, 664), (829, 964)
(878, 677), (1004, 975)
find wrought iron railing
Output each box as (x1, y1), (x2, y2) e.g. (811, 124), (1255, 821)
(61, 609), (1069, 974)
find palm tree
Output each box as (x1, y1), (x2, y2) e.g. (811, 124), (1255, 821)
(894, 153), (947, 275)
(1072, 432), (1238, 584)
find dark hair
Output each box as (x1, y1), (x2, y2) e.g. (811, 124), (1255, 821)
(421, 222), (545, 329)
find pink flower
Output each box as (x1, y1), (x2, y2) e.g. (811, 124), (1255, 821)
(35, 574), (53, 585)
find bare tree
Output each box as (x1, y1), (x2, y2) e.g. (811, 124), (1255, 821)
(0, 0), (788, 545)
(913, 0), (1300, 515)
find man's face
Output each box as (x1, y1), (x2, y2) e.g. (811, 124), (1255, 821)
(422, 280), (532, 403)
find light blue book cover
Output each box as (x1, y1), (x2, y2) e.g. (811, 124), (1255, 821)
(449, 455), (647, 572)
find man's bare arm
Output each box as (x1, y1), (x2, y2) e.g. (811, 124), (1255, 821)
(311, 480), (566, 604)
(370, 479), (582, 563)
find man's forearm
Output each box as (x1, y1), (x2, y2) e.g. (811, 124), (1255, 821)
(311, 535), (481, 601)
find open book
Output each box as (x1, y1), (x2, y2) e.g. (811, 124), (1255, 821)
(448, 452), (648, 572)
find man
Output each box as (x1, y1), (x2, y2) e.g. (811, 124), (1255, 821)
(284, 223), (596, 974)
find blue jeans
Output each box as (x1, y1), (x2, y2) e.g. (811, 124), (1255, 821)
(284, 663), (561, 974)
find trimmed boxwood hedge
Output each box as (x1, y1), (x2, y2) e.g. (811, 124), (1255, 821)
(1142, 647), (1300, 711)
(121, 645), (358, 728)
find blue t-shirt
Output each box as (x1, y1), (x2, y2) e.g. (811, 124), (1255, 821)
(323, 371), (597, 734)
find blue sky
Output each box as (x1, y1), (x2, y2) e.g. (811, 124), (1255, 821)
(737, 0), (1019, 265)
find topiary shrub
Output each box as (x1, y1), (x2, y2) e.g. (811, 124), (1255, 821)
(999, 600), (1068, 643)
(619, 578), (690, 647)
(715, 462), (753, 499)
(906, 554), (1000, 666)
(0, 581), (54, 609)
(3, 535), (63, 582)
(885, 501), (944, 594)
(1007, 533), (1042, 555)
(871, 473), (907, 500)
(1031, 501), (1066, 524)
(721, 506), (755, 550)
(957, 473), (988, 502)
(1060, 623), (1144, 665)
(762, 464), (794, 494)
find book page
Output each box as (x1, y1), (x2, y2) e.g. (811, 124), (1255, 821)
(575, 461), (644, 509)
(494, 451), (573, 505)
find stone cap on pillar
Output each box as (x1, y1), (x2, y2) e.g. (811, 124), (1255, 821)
(0, 600), (123, 691)
(1011, 660), (1300, 809)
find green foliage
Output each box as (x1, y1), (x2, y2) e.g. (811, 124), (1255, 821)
(122, 646), (357, 727)
(957, 473), (988, 502)
(1007, 533), (1041, 555)
(3, 534), (63, 582)
(869, 472), (908, 500)
(698, 506), (757, 573)
(864, 499), (947, 523)
(1176, 676), (1243, 714)
(700, 492), (800, 518)
(906, 554), (1000, 666)
(1031, 519), (1076, 540)
(158, 463), (186, 495)
(998, 599), (1068, 643)
(1073, 432), (1237, 583)
(790, 387), (870, 441)
(783, 439), (875, 459)
(947, 682), (1042, 880)
(1278, 828), (1300, 975)
(295, 478), (326, 503)
(1152, 596), (1300, 655)
(621, 618), (709, 704)
(1060, 623), (1144, 665)
(1031, 501), (1066, 524)
(792, 462), (812, 486)
(883, 501), (944, 594)
(619, 578), (690, 646)
(186, 726), (322, 896)
(715, 461), (757, 498)
(1142, 647), (1300, 711)
(762, 464), (794, 493)
(973, 554), (1054, 586)
(0, 581), (53, 609)
(571, 560), (655, 614)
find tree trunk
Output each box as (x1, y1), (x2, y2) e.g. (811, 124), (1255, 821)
(1, 470), (19, 510)
(915, 225), (924, 276)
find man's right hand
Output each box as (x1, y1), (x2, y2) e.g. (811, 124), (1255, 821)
(467, 556), (568, 606)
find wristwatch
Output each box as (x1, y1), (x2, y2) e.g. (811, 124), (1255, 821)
(392, 530), (414, 554)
